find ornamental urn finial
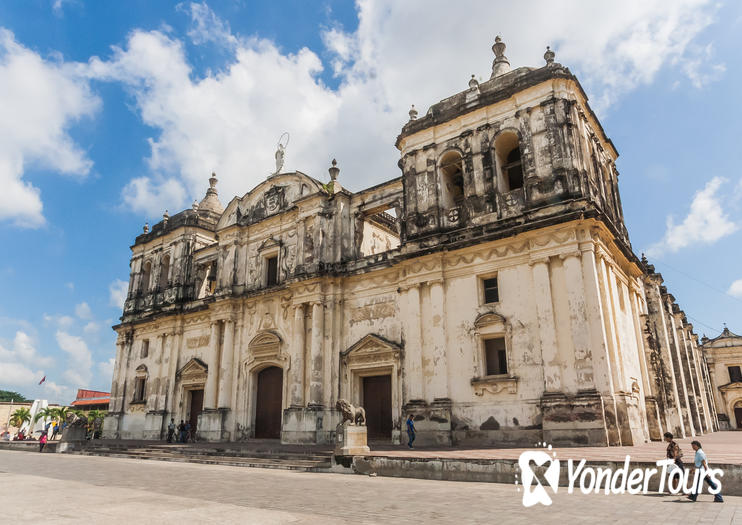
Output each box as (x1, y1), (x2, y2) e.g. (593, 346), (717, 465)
(328, 158), (340, 182)
(544, 45), (555, 66)
(143, 222), (149, 234)
(408, 104), (418, 120)
(491, 36), (510, 78)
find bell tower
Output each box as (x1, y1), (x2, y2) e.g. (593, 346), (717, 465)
(396, 37), (629, 253)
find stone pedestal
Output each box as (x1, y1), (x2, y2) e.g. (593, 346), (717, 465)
(143, 410), (165, 440)
(334, 422), (370, 456)
(281, 407), (341, 445)
(101, 413), (121, 440)
(57, 424), (87, 453)
(197, 408), (228, 441)
(540, 391), (609, 446)
(403, 398), (453, 446)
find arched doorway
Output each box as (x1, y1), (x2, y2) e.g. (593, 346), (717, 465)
(254, 366), (283, 438)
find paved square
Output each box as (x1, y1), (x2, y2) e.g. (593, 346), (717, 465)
(1, 450), (742, 524)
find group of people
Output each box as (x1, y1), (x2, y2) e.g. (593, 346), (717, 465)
(166, 418), (195, 443)
(664, 432), (724, 502)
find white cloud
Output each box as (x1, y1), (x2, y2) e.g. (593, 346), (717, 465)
(0, 330), (53, 387)
(83, 321), (100, 335)
(109, 278), (129, 310)
(98, 357), (115, 382)
(178, 1), (237, 48)
(74, 301), (92, 320)
(56, 330), (93, 387)
(0, 28), (100, 227)
(646, 177), (738, 256)
(729, 279), (742, 299)
(82, 1), (720, 216)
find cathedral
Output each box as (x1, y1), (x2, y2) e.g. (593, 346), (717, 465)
(104, 38), (718, 447)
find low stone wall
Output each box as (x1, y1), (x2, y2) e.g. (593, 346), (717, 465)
(0, 441), (58, 453)
(353, 455), (742, 496)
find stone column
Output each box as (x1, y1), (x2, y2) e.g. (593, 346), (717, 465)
(203, 321), (220, 410)
(427, 279), (449, 400)
(217, 320), (235, 408)
(110, 341), (124, 411)
(165, 329), (181, 416)
(561, 251), (592, 388)
(579, 245), (614, 394)
(115, 333), (133, 412)
(402, 284), (424, 402)
(289, 304), (306, 407)
(531, 256), (561, 392)
(157, 333), (170, 411)
(309, 301), (324, 407)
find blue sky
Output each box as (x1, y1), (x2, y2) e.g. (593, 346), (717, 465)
(0, 1), (740, 404)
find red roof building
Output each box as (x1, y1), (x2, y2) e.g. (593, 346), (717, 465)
(70, 389), (110, 411)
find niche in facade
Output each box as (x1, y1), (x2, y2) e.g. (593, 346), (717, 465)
(439, 150), (465, 209)
(495, 132), (524, 192)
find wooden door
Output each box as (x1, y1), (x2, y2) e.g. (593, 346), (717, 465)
(255, 367), (283, 439)
(189, 389), (204, 433)
(735, 407), (742, 429)
(363, 375), (392, 440)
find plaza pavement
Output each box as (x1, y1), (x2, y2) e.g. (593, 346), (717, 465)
(369, 431), (742, 464)
(1, 449), (742, 524)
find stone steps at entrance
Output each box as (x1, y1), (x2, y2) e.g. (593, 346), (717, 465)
(73, 442), (333, 472)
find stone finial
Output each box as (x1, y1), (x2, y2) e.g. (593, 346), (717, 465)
(544, 45), (555, 66)
(640, 252), (648, 265)
(468, 74), (479, 90)
(491, 35), (510, 78)
(408, 104), (418, 121)
(143, 222), (149, 234)
(192, 200), (199, 212)
(162, 210), (169, 226)
(328, 158), (340, 182)
(207, 173), (218, 196)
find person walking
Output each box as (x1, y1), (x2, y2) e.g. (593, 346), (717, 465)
(663, 432), (684, 474)
(38, 432), (48, 453)
(167, 418), (176, 443)
(688, 440), (723, 502)
(184, 421), (192, 443)
(177, 420), (186, 443)
(406, 414), (416, 449)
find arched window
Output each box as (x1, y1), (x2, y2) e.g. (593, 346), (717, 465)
(495, 132), (524, 192)
(159, 255), (170, 290)
(140, 260), (152, 294)
(439, 151), (465, 209)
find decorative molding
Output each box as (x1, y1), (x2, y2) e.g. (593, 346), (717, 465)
(471, 376), (518, 396)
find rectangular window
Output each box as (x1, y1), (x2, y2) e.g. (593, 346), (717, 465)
(483, 277), (499, 304)
(484, 337), (508, 376)
(140, 339), (149, 359)
(266, 256), (278, 286)
(134, 377), (146, 401)
(729, 366), (742, 383)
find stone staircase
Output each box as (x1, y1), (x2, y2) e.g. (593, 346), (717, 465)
(71, 440), (334, 472)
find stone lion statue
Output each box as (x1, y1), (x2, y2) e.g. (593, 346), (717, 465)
(65, 412), (88, 428)
(336, 399), (366, 426)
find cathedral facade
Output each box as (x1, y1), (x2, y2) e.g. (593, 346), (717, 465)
(104, 39), (717, 446)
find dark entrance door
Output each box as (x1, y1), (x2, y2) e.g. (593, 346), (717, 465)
(735, 407), (742, 429)
(363, 375), (392, 440)
(189, 389), (204, 434)
(255, 366), (283, 438)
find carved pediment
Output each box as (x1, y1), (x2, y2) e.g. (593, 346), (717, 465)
(249, 331), (282, 357)
(474, 312), (507, 329)
(176, 358), (208, 379)
(258, 236), (282, 252)
(342, 334), (402, 364)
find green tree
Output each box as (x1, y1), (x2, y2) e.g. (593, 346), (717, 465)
(0, 390), (31, 402)
(34, 406), (57, 424)
(10, 407), (31, 428)
(52, 406), (69, 424)
(86, 409), (106, 438)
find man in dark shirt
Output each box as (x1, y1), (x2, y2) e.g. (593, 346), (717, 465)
(406, 414), (416, 449)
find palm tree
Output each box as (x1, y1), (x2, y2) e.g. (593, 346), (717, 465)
(86, 409), (106, 439)
(10, 407), (31, 429)
(53, 406), (69, 423)
(34, 406), (56, 424)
